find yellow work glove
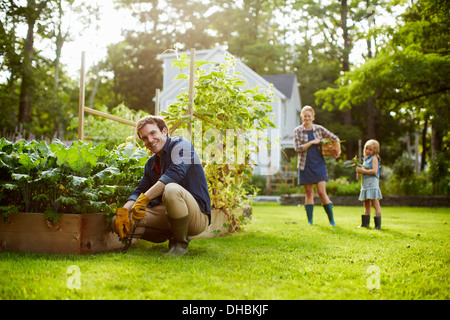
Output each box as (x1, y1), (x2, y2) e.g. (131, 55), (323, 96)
(115, 207), (130, 239)
(131, 193), (151, 221)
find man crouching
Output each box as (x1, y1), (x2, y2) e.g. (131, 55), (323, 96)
(111, 116), (211, 256)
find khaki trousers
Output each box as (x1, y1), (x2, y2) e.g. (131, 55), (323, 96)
(112, 183), (208, 238)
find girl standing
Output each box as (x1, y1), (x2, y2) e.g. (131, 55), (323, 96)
(294, 106), (341, 226)
(356, 139), (382, 230)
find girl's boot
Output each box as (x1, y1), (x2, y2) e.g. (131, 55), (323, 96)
(358, 215), (370, 228)
(305, 204), (314, 225)
(373, 216), (381, 230)
(323, 203), (336, 227)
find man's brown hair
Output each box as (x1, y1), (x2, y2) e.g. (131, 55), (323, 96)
(136, 116), (168, 139)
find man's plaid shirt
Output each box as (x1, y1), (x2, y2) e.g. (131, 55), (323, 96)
(294, 123), (340, 170)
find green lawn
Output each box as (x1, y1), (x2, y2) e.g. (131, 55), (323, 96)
(0, 203), (449, 300)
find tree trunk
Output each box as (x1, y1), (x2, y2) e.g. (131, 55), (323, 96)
(53, 32), (65, 139)
(341, 0), (350, 74)
(18, 0), (49, 125)
(365, 0), (377, 140)
(420, 116), (428, 171)
(366, 96), (376, 139)
(18, 20), (35, 124)
(341, 0), (353, 159)
(53, 2), (70, 139)
(431, 106), (443, 156)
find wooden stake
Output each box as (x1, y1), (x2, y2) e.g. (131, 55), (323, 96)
(84, 107), (135, 126)
(188, 48), (195, 136)
(134, 115), (139, 146)
(414, 132), (419, 175)
(78, 51), (86, 141)
(358, 139), (362, 161)
(155, 89), (160, 116)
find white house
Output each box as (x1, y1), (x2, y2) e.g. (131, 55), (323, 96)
(157, 46), (302, 175)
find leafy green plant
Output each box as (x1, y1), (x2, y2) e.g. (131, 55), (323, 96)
(382, 156), (434, 196)
(247, 174), (267, 195)
(428, 151), (450, 195)
(0, 138), (148, 222)
(382, 174), (433, 196)
(161, 53), (275, 230)
(392, 156), (415, 178)
(325, 158), (358, 182)
(326, 177), (361, 196)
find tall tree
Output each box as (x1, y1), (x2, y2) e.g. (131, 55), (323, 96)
(0, 2), (22, 131)
(315, 0), (449, 165)
(340, 0), (355, 158)
(18, 0), (51, 124)
(0, 0), (96, 139)
(96, 0), (216, 114)
(291, 0), (362, 158)
(209, 0), (288, 74)
(292, 0), (406, 159)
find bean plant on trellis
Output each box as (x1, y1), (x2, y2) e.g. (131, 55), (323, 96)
(161, 53), (276, 230)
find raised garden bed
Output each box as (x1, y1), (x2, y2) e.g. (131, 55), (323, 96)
(0, 213), (124, 254)
(0, 207), (252, 254)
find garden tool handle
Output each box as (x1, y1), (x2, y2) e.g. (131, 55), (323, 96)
(121, 219), (139, 254)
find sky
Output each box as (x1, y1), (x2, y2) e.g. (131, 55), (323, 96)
(61, 2), (137, 77)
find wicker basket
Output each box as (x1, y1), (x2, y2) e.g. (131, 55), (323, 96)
(321, 139), (339, 157)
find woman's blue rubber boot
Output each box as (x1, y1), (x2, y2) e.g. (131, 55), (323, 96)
(323, 203), (336, 227)
(305, 204), (314, 225)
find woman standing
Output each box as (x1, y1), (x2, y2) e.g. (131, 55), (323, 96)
(294, 106), (341, 226)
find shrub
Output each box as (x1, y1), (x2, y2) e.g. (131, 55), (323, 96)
(428, 151), (450, 195)
(383, 156), (434, 196)
(249, 174), (267, 195)
(326, 178), (361, 196)
(392, 156), (415, 178)
(325, 158), (358, 182)
(384, 174), (433, 196)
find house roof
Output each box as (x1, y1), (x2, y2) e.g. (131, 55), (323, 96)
(262, 74), (297, 99)
(157, 46), (286, 102)
(157, 46), (226, 62)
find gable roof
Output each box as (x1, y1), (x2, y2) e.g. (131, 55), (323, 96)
(157, 46), (286, 104)
(158, 46), (225, 61)
(262, 74), (297, 99)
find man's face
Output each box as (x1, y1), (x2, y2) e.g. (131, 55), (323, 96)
(138, 123), (168, 155)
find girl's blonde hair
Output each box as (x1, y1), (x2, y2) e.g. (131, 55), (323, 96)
(364, 139), (380, 156)
(301, 105), (315, 117)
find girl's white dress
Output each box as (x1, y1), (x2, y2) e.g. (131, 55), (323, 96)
(358, 155), (382, 201)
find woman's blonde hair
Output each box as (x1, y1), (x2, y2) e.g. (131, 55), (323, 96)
(300, 105), (315, 117)
(364, 139), (380, 156)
